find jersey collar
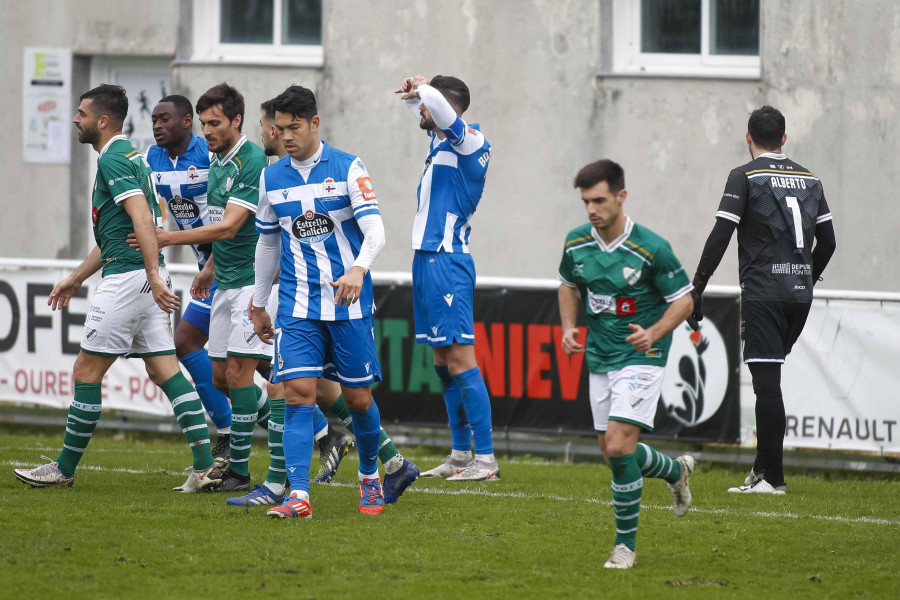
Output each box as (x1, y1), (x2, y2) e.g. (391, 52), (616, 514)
(590, 215), (634, 253)
(289, 140), (325, 169)
(758, 151), (787, 160)
(217, 135), (247, 164)
(99, 134), (127, 157)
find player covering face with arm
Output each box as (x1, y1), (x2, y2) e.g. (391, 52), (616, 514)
(396, 74), (499, 481)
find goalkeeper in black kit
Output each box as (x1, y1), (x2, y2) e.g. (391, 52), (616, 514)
(688, 106), (836, 494)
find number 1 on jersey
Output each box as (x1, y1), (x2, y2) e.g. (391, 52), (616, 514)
(785, 196), (803, 249)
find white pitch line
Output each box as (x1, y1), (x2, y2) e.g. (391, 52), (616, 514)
(4, 458), (897, 527)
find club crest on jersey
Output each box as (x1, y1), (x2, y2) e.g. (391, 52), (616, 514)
(323, 177), (337, 194)
(91, 206), (99, 226)
(623, 267), (642, 285)
(85, 328), (98, 342)
(356, 177), (377, 202)
(244, 331), (258, 344)
(291, 211), (335, 244)
(187, 166), (199, 181)
(225, 177), (234, 192)
(168, 196), (201, 224)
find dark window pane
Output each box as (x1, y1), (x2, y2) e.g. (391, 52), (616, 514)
(220, 0), (273, 44)
(711, 0), (759, 55)
(283, 0), (322, 45)
(641, 0), (701, 54)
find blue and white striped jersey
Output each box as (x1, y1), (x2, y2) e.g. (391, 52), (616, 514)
(256, 141), (381, 321)
(146, 134), (212, 269)
(412, 119), (491, 253)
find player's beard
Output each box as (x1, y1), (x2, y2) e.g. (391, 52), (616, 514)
(419, 116), (436, 131)
(77, 124), (100, 146)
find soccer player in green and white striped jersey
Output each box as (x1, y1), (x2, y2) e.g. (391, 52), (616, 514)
(13, 84), (221, 493)
(558, 159), (697, 569)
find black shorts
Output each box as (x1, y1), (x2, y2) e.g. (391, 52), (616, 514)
(740, 300), (811, 363)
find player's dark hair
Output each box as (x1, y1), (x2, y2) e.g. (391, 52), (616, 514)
(271, 85), (317, 121)
(196, 83), (245, 131)
(80, 84), (128, 126)
(748, 105), (785, 150)
(430, 75), (470, 114)
(159, 94), (194, 118)
(260, 98), (277, 121)
(573, 159), (625, 193)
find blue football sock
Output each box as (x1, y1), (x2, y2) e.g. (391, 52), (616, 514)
(312, 404), (329, 439)
(435, 365), (471, 451)
(283, 404), (314, 495)
(179, 348), (231, 430)
(349, 399), (381, 477)
(453, 367), (494, 455)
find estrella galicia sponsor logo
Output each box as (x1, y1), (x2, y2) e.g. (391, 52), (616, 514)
(168, 196), (201, 225)
(661, 322), (728, 427)
(291, 210), (335, 244)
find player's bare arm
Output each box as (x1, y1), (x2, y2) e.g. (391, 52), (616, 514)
(48, 246), (103, 311)
(558, 284), (585, 355)
(626, 294), (693, 353)
(190, 254), (215, 299)
(126, 203), (251, 249)
(123, 194), (180, 314)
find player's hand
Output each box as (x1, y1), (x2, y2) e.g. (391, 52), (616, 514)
(249, 305), (275, 344)
(330, 266), (365, 307)
(686, 290), (703, 331)
(48, 274), (83, 311)
(190, 267), (215, 299)
(625, 323), (656, 353)
(149, 273), (180, 313)
(395, 76), (429, 100)
(561, 327), (585, 355)
(126, 228), (170, 251)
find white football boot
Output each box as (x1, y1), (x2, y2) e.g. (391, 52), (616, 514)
(603, 544), (636, 569)
(668, 455), (696, 516)
(446, 459), (501, 482)
(173, 464), (223, 493)
(13, 456), (74, 488)
(421, 455), (474, 479)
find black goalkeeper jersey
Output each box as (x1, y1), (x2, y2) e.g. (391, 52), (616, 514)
(716, 152), (832, 303)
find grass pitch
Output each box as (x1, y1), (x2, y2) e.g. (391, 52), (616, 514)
(1, 428), (899, 600)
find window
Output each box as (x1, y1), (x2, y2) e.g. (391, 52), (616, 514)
(609, 0), (760, 78)
(191, 0), (323, 67)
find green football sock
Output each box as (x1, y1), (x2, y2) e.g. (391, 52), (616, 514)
(635, 442), (681, 484)
(228, 385), (259, 476)
(255, 384), (270, 430)
(161, 373), (214, 470)
(326, 394), (401, 466)
(266, 397), (286, 485)
(55, 381), (102, 477)
(609, 452), (643, 551)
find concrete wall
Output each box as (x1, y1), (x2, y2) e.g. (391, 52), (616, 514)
(1, 0), (897, 292)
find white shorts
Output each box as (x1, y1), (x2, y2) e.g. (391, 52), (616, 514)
(81, 267), (175, 357)
(588, 365), (665, 433)
(208, 285), (274, 361)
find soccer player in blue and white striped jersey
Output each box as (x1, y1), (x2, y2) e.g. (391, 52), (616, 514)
(250, 85), (388, 517)
(146, 95), (233, 451)
(396, 75), (499, 481)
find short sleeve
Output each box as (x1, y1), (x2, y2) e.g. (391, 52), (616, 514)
(558, 243), (576, 287)
(98, 153), (145, 205)
(651, 242), (693, 302)
(715, 168), (748, 224)
(347, 157), (381, 220)
(255, 169), (279, 235)
(227, 154), (266, 213)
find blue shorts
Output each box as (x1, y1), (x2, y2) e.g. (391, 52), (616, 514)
(412, 251), (475, 347)
(181, 280), (218, 333)
(271, 315), (382, 388)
